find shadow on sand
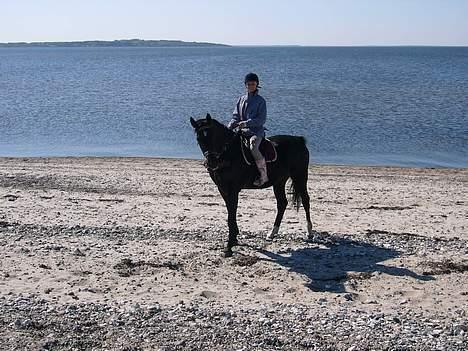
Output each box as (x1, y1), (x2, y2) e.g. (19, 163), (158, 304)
(256, 231), (434, 293)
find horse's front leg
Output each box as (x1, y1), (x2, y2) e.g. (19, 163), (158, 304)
(220, 189), (239, 257)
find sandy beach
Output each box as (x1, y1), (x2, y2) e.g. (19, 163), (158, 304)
(0, 157), (466, 350)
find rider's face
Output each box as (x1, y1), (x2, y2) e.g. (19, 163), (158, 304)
(245, 81), (258, 93)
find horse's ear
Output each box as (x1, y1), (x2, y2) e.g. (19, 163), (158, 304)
(190, 117), (198, 129)
(206, 113), (212, 121)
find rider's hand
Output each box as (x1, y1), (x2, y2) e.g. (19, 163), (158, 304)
(228, 121), (238, 130)
(238, 121), (247, 129)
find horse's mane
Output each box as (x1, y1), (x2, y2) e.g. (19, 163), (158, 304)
(210, 118), (226, 129)
(197, 116), (234, 137)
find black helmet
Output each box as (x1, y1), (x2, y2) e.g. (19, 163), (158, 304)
(244, 72), (259, 85)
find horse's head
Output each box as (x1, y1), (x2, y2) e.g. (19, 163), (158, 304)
(190, 113), (232, 169)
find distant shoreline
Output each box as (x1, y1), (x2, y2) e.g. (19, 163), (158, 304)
(0, 40), (466, 48)
(0, 39), (230, 48)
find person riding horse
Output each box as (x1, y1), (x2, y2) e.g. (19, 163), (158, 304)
(227, 73), (268, 186)
(190, 73), (314, 257)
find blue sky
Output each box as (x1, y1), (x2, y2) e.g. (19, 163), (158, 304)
(1, 0), (467, 45)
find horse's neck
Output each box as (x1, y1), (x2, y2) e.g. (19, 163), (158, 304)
(212, 124), (241, 159)
(220, 126), (236, 144)
(224, 132), (242, 159)
(222, 125), (234, 138)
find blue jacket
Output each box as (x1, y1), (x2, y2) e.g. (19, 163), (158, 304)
(228, 90), (267, 137)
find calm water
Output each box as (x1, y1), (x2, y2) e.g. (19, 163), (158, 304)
(0, 46), (467, 167)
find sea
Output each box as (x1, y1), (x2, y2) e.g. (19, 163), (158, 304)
(0, 46), (466, 168)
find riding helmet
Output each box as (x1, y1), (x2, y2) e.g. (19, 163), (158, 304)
(244, 72), (260, 85)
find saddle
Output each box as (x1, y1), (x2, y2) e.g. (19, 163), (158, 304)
(240, 136), (277, 165)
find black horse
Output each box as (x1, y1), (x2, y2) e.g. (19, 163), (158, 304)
(190, 114), (313, 257)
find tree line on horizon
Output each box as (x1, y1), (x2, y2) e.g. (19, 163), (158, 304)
(0, 39), (230, 47)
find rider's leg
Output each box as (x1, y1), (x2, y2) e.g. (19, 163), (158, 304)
(249, 135), (263, 161)
(250, 136), (268, 186)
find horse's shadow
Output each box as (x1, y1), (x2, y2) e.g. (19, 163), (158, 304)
(253, 231), (433, 293)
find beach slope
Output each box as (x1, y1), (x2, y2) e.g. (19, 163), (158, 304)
(0, 157), (466, 350)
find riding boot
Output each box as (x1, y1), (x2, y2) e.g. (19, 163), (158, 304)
(253, 158), (268, 186)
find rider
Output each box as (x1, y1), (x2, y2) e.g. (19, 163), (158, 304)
(227, 72), (268, 186)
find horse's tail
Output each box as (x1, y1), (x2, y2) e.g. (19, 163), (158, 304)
(287, 135), (308, 211)
(288, 179), (302, 211)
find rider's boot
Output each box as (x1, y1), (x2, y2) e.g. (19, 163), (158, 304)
(253, 158), (268, 186)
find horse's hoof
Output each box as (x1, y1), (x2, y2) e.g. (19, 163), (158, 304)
(267, 226), (279, 241)
(307, 223), (314, 236)
(307, 230), (318, 241)
(223, 248), (233, 258)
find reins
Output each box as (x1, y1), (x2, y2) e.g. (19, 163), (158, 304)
(201, 128), (238, 172)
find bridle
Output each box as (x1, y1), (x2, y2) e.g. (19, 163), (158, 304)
(197, 125), (237, 172)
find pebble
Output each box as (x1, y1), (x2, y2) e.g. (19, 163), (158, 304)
(72, 248), (86, 256)
(3, 299), (457, 351)
(0, 219), (466, 350)
(200, 290), (218, 299)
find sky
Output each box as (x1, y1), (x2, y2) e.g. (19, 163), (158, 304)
(1, 0), (467, 46)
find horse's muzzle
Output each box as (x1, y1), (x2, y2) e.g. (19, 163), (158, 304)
(203, 151), (221, 170)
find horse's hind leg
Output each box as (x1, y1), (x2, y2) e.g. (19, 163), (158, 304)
(266, 180), (288, 240)
(300, 185), (314, 239)
(291, 170), (314, 239)
(295, 176), (333, 243)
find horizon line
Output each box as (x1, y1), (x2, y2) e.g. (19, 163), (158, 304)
(0, 38), (467, 47)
